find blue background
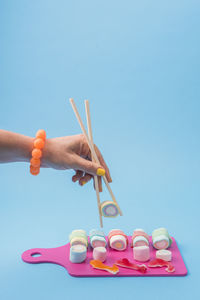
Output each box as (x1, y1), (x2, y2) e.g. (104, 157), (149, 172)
(0, 0), (199, 299)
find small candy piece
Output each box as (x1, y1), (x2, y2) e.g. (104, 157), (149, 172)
(110, 235), (127, 251)
(152, 228), (172, 250)
(30, 157), (40, 167)
(89, 229), (107, 248)
(36, 129), (46, 140)
(32, 148), (42, 159)
(148, 258), (175, 273)
(101, 201), (119, 217)
(156, 249), (172, 262)
(34, 138), (45, 149)
(133, 246), (150, 262)
(69, 244), (87, 263)
(132, 229), (149, 247)
(115, 258), (147, 273)
(93, 247), (107, 262)
(30, 165), (40, 175)
(90, 260), (119, 275)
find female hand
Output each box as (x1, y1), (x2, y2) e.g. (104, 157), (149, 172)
(0, 130), (112, 192)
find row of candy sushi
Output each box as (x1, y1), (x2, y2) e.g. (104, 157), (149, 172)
(69, 228), (172, 250)
(68, 228), (172, 263)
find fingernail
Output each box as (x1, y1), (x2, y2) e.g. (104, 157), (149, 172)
(96, 168), (105, 176)
(81, 181), (86, 186)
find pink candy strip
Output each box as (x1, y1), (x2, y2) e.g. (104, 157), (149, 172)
(115, 258), (147, 273)
(148, 258), (175, 273)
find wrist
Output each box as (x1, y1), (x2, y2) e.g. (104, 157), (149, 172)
(19, 135), (34, 162)
(40, 138), (51, 167)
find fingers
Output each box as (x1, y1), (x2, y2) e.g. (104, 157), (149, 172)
(72, 170), (92, 186)
(97, 175), (102, 192)
(72, 170), (102, 191)
(71, 154), (106, 177)
(70, 142), (111, 192)
(90, 145), (112, 183)
(92, 176), (103, 192)
(72, 170), (84, 182)
(79, 173), (93, 186)
(79, 134), (112, 182)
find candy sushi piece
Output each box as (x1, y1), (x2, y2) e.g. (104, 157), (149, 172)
(69, 245), (87, 263)
(148, 258), (175, 273)
(152, 228), (172, 250)
(93, 247), (107, 262)
(115, 258), (147, 273)
(90, 260), (119, 275)
(101, 201), (119, 217)
(69, 229), (88, 247)
(156, 249), (172, 262)
(89, 229), (107, 248)
(108, 229), (128, 251)
(132, 229), (149, 247)
(133, 245), (150, 262)
(110, 235), (127, 251)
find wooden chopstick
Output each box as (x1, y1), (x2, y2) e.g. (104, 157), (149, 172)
(69, 98), (122, 216)
(85, 100), (103, 227)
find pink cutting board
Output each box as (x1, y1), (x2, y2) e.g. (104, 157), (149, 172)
(21, 236), (187, 277)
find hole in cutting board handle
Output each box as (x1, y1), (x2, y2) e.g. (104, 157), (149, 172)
(31, 252), (41, 257)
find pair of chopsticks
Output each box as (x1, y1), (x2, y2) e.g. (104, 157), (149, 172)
(69, 98), (122, 227)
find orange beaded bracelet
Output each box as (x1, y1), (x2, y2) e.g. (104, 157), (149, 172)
(30, 129), (46, 175)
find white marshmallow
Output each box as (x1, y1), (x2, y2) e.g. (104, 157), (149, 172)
(156, 249), (172, 261)
(93, 247), (107, 262)
(133, 246), (150, 262)
(69, 244), (87, 263)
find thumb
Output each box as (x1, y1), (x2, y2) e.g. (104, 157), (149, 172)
(71, 155), (105, 177)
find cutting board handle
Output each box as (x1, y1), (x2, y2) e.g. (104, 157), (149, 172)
(22, 248), (53, 264)
(21, 244), (68, 267)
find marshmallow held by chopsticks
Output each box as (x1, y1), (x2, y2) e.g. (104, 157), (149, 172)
(69, 98), (122, 227)
(101, 201), (119, 217)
